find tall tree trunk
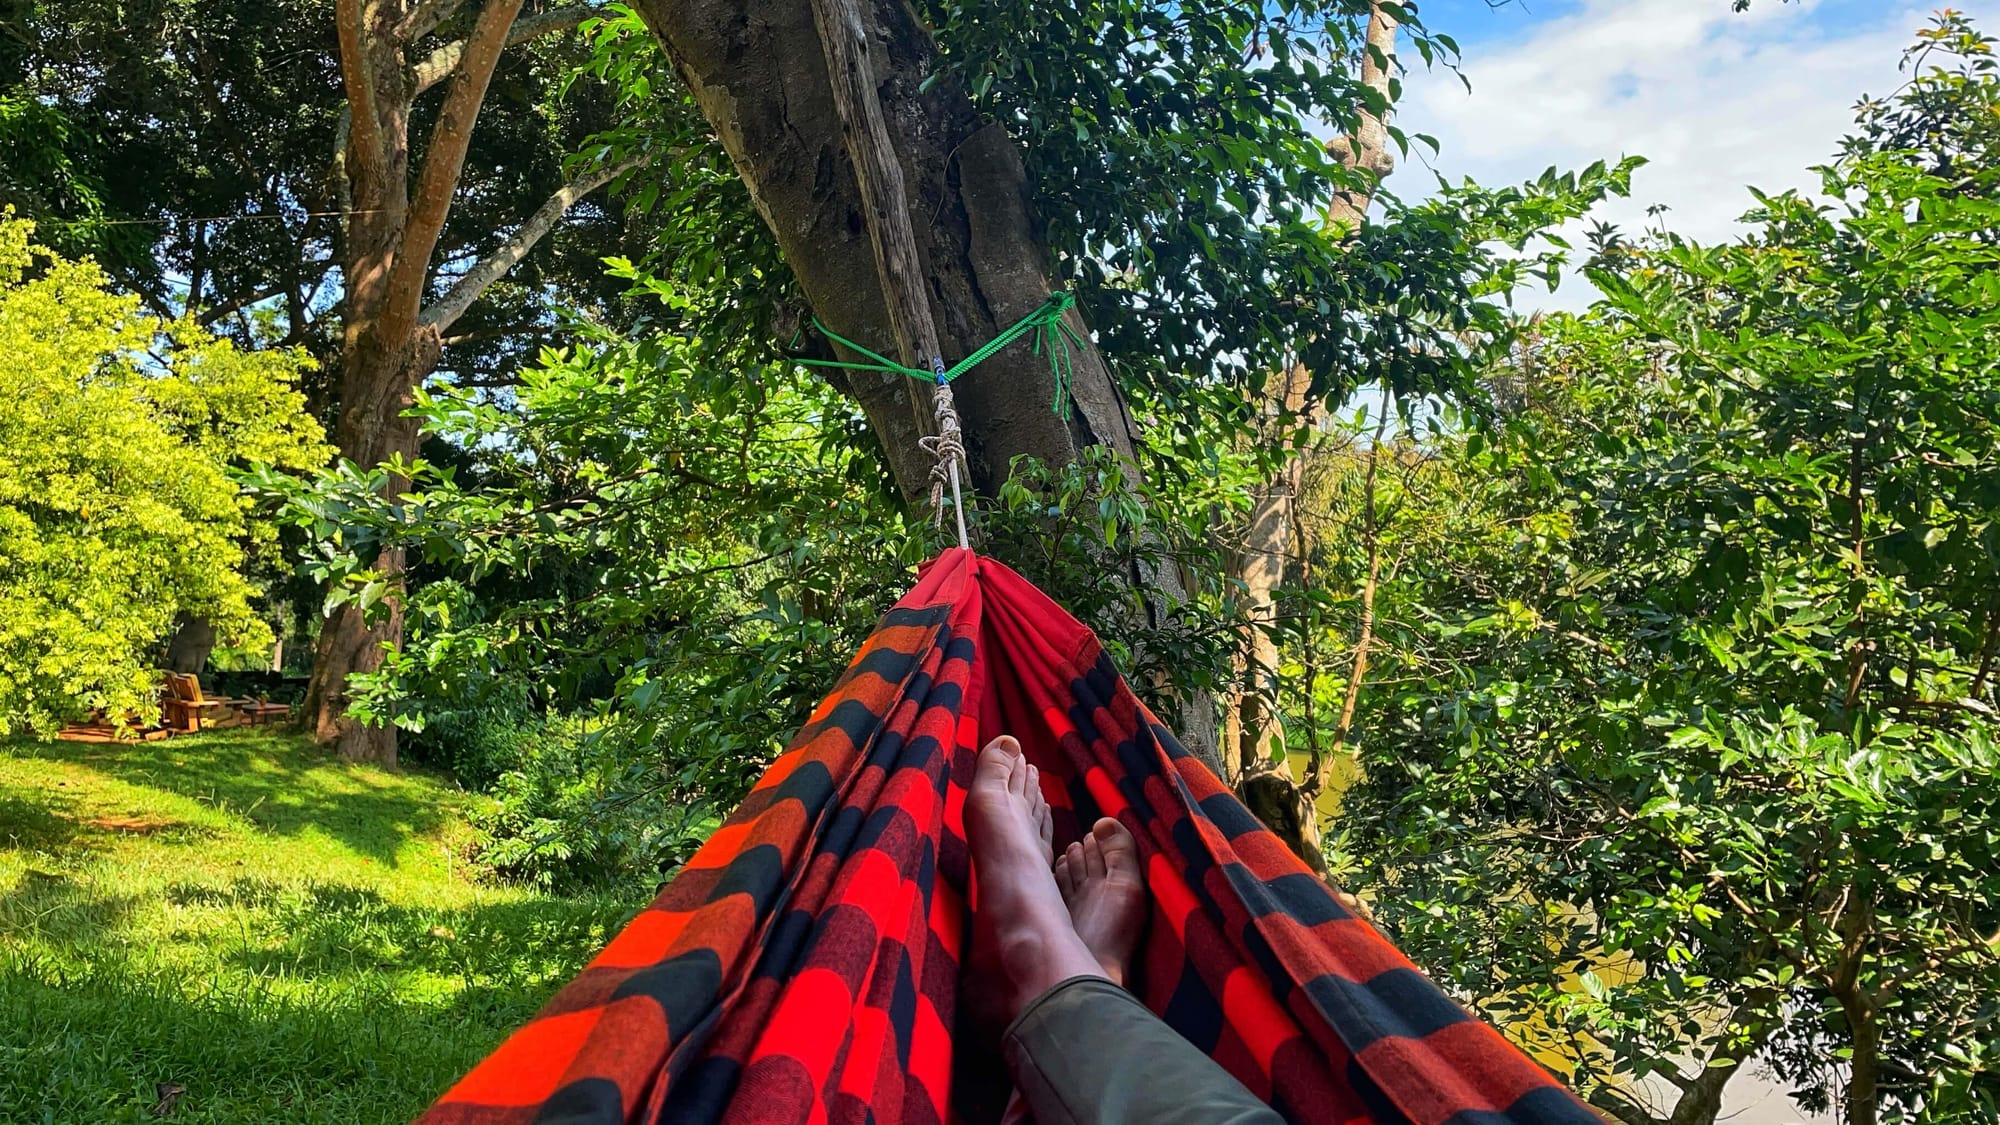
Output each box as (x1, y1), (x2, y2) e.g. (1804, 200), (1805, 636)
(306, 0), (629, 764)
(634, 0), (1224, 769)
(1224, 0), (1399, 861)
(1230, 361), (1322, 867)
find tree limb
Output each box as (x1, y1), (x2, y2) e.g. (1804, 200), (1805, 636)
(400, 0), (468, 41)
(382, 0), (526, 340)
(411, 5), (604, 95)
(199, 264), (334, 326)
(334, 0), (388, 184)
(421, 152), (644, 333)
(1586, 1087), (1662, 1125)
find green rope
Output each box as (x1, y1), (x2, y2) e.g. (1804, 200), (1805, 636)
(796, 291), (1086, 419)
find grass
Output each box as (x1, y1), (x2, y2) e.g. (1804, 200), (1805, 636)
(0, 729), (637, 1123)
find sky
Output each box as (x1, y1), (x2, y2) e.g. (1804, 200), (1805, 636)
(1386, 0), (1994, 311)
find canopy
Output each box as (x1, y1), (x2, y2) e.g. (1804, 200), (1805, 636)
(421, 550), (1591, 1124)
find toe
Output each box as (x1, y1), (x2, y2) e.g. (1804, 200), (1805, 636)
(1006, 750), (1029, 798)
(1082, 832), (1107, 880)
(1094, 817), (1140, 876)
(974, 739), (1018, 792)
(1054, 855), (1073, 897)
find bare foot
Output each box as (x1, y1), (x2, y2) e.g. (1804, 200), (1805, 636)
(1054, 817), (1148, 988)
(965, 736), (1106, 1021)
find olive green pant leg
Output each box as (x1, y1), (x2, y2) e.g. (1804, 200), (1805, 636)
(1001, 975), (1284, 1125)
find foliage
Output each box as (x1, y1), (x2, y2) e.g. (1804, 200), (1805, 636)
(253, 283), (1273, 883)
(0, 218), (326, 736)
(5, 0), (650, 383)
(0, 728), (629, 1122)
(567, 0), (1638, 424)
(1334, 21), (2000, 1123)
(466, 713), (725, 892)
(0, 94), (136, 264)
(244, 311), (924, 867)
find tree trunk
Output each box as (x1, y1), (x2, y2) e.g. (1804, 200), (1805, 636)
(306, 0), (630, 765)
(1831, 897), (1880, 1125)
(1224, 0), (1399, 860)
(635, 0), (1223, 770)
(163, 614), (217, 675)
(1229, 362), (1325, 871)
(1844, 1009), (1880, 1125)
(304, 335), (432, 764)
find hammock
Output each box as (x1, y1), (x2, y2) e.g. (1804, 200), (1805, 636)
(420, 550), (1592, 1124)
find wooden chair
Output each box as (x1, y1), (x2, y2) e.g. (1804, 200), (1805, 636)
(158, 673), (246, 733)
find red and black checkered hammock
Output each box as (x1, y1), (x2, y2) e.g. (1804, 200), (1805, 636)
(422, 550), (1590, 1125)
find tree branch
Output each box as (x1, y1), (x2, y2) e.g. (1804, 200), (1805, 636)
(1586, 1087), (1662, 1125)
(400, 0), (467, 41)
(334, 0), (388, 183)
(411, 5), (604, 95)
(382, 0), (526, 340)
(420, 152), (644, 334)
(198, 263), (335, 326)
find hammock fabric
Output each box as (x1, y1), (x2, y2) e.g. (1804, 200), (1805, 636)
(421, 550), (1592, 1125)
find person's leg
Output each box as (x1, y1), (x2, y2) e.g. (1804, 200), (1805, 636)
(964, 738), (1282, 1125)
(1002, 975), (1283, 1125)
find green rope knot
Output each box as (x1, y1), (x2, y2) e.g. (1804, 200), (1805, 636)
(796, 291), (1085, 419)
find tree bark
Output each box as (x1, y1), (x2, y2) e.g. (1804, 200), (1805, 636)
(163, 613), (218, 675)
(1831, 899), (1881, 1125)
(308, 0), (629, 765)
(633, 0), (1224, 770)
(1230, 361), (1322, 867)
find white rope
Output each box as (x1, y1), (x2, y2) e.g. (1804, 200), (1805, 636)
(919, 379), (970, 549)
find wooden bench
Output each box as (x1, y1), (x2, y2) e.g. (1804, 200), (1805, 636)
(236, 700), (293, 726)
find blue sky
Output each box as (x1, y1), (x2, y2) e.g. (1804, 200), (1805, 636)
(1385, 0), (1995, 310)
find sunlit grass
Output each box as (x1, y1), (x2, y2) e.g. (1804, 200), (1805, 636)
(0, 729), (634, 1123)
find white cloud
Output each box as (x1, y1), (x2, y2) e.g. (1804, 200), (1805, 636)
(1389, 0), (1973, 311)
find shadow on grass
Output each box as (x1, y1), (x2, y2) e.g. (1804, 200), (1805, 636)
(3, 729), (453, 865)
(0, 791), (85, 851)
(0, 867), (143, 949)
(0, 876), (637, 1124)
(152, 876), (637, 985)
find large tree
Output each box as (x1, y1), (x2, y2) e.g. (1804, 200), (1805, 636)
(0, 217), (326, 735)
(306, 0), (649, 763)
(612, 0), (1613, 773)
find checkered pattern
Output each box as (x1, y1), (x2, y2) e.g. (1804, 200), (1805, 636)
(421, 550), (1592, 1125)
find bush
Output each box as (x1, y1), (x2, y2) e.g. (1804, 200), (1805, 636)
(0, 216), (326, 735)
(400, 688), (539, 792)
(466, 714), (721, 894)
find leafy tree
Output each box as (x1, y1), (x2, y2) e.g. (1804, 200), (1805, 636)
(1337, 19), (2000, 1124)
(0, 217), (327, 735)
(306, 0), (650, 763)
(245, 319), (923, 820)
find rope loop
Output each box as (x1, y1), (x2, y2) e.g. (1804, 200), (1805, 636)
(918, 381), (970, 548)
(794, 293), (1085, 549)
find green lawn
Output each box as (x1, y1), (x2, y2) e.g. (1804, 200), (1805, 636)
(0, 729), (635, 1123)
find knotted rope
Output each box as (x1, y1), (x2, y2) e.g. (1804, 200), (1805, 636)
(918, 361), (970, 549)
(793, 292), (1091, 548)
